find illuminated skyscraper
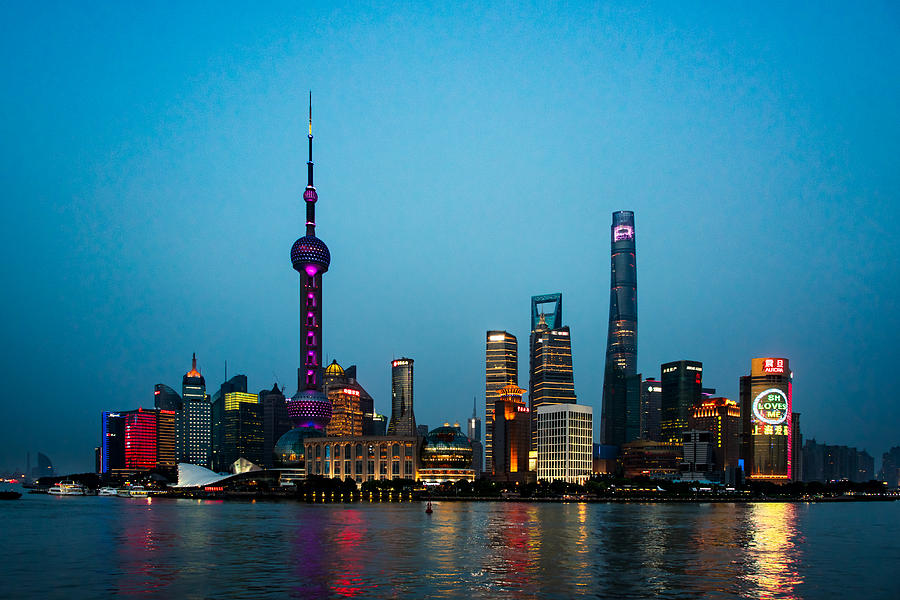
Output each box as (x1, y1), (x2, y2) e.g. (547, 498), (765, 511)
(101, 412), (125, 474)
(155, 409), (178, 473)
(124, 408), (157, 471)
(387, 358), (417, 436)
(660, 360), (703, 446)
(485, 330), (517, 473)
(600, 211), (639, 449)
(492, 384), (531, 481)
(639, 378), (662, 441)
(154, 383), (183, 461)
(741, 357), (794, 482)
(182, 353), (212, 467)
(689, 397), (740, 473)
(529, 294), (576, 451)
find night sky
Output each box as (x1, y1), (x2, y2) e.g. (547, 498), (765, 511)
(2, 3), (898, 474)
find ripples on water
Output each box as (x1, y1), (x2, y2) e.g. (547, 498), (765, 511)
(2, 494), (897, 599)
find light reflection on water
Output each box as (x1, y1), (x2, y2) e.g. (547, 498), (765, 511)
(1, 495), (897, 599)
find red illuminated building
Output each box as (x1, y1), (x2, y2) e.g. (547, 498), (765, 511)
(124, 408), (158, 470)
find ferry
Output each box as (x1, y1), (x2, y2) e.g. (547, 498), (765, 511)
(98, 487), (118, 496)
(48, 481), (85, 496)
(117, 486), (149, 498)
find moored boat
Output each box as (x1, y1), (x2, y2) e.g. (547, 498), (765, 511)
(48, 481), (86, 496)
(98, 487), (117, 496)
(0, 491), (22, 500)
(117, 486), (149, 498)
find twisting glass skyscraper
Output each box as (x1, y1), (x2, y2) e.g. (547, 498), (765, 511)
(600, 211), (639, 448)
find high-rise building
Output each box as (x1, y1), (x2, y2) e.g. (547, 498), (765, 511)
(275, 101), (334, 472)
(492, 384), (531, 481)
(640, 378), (662, 441)
(124, 408), (157, 471)
(327, 386), (364, 437)
(260, 384), (290, 469)
(536, 403), (593, 484)
(371, 413), (388, 436)
(324, 361), (376, 436)
(485, 330), (517, 474)
(660, 360), (703, 446)
(182, 353), (211, 467)
(387, 358), (417, 436)
(600, 211), (639, 449)
(689, 397), (741, 473)
(101, 411), (125, 474)
(154, 384), (182, 461)
(155, 409), (178, 473)
(802, 439), (875, 483)
(219, 391), (264, 469)
(881, 447), (900, 488)
(792, 412), (802, 481)
(468, 397), (483, 475)
(740, 357), (793, 482)
(529, 294), (576, 451)
(211, 375), (249, 471)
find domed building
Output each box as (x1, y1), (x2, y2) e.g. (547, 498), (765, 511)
(418, 423), (477, 485)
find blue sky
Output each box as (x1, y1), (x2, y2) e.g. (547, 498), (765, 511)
(1, 2), (898, 473)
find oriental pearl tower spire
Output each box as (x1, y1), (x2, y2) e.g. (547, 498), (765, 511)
(285, 93), (332, 430)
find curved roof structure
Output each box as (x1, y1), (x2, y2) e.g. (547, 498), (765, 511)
(173, 463), (230, 488)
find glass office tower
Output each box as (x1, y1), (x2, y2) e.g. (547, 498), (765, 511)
(485, 330), (517, 473)
(387, 358), (417, 436)
(600, 211), (640, 448)
(741, 357), (793, 482)
(529, 294), (576, 451)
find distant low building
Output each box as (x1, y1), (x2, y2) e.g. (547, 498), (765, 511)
(620, 440), (679, 479)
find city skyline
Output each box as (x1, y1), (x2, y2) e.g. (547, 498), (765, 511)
(3, 3), (899, 474)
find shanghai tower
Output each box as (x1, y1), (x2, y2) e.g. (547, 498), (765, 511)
(600, 211), (639, 447)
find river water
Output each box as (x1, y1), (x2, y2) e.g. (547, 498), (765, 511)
(2, 492), (897, 599)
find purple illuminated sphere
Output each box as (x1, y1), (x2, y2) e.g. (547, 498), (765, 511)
(286, 389), (332, 429)
(291, 235), (330, 274)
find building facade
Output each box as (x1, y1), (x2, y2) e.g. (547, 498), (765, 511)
(640, 378), (662, 441)
(485, 330), (517, 474)
(260, 384), (291, 469)
(660, 360), (703, 446)
(802, 439), (875, 483)
(601, 211), (639, 449)
(740, 357), (794, 482)
(303, 436), (419, 483)
(419, 424), (476, 484)
(492, 384), (532, 481)
(529, 294), (576, 451)
(387, 358), (417, 436)
(182, 353), (212, 467)
(536, 403), (593, 484)
(154, 384), (182, 461)
(689, 397), (741, 473)
(679, 429), (714, 480)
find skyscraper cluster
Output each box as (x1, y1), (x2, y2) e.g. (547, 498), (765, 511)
(90, 105), (883, 491)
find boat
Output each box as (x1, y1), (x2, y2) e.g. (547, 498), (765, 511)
(425, 501), (433, 514)
(0, 491), (22, 500)
(48, 481), (86, 496)
(117, 486), (148, 498)
(98, 487), (118, 496)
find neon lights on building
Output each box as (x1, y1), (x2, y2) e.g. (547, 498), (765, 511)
(751, 389), (789, 425)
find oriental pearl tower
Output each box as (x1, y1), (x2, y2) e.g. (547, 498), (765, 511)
(274, 95), (332, 468)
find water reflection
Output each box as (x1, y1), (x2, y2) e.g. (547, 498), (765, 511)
(741, 503), (804, 599)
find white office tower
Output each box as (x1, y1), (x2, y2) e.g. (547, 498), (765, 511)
(537, 403), (593, 484)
